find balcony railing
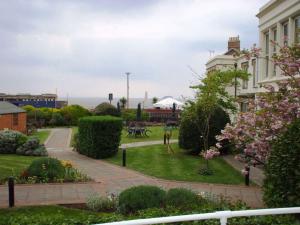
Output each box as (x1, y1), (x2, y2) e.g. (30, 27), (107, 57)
(96, 207), (300, 225)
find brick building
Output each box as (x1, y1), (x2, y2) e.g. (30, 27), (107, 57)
(0, 102), (27, 133)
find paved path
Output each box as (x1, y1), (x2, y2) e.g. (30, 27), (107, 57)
(222, 155), (265, 186)
(0, 128), (263, 208)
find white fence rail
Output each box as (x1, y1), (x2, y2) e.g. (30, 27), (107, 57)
(96, 207), (300, 225)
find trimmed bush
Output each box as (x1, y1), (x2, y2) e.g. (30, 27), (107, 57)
(27, 158), (65, 181)
(86, 193), (118, 212)
(94, 103), (120, 117)
(118, 185), (166, 214)
(78, 116), (123, 159)
(179, 105), (230, 154)
(263, 118), (300, 207)
(166, 188), (199, 209)
(0, 130), (28, 154)
(16, 137), (48, 156)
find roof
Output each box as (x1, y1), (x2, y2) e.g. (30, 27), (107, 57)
(0, 101), (26, 115)
(153, 97), (184, 109)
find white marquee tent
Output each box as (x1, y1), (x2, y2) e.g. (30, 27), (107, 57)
(153, 97), (184, 109)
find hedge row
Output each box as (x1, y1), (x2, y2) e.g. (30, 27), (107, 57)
(77, 116), (123, 159)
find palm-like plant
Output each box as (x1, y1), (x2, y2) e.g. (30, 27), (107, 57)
(120, 97), (127, 109)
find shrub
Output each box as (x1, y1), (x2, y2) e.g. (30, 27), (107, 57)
(94, 103), (120, 117)
(16, 137), (48, 156)
(263, 118), (300, 207)
(118, 185), (166, 214)
(86, 193), (118, 212)
(166, 188), (199, 209)
(78, 116), (123, 159)
(0, 130), (28, 154)
(49, 112), (66, 126)
(179, 105), (230, 154)
(27, 158), (65, 181)
(60, 105), (91, 126)
(121, 109), (149, 122)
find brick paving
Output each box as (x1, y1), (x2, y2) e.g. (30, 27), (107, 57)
(0, 128), (264, 208)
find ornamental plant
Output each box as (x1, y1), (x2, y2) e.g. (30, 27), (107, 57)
(216, 44), (300, 166)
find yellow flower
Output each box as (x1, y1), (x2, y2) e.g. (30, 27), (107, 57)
(60, 160), (73, 168)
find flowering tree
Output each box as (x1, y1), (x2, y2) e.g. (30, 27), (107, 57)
(193, 69), (249, 174)
(216, 44), (300, 166)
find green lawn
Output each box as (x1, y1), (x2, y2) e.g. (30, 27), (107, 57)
(121, 126), (178, 144)
(30, 129), (51, 144)
(71, 126), (178, 144)
(105, 144), (245, 185)
(0, 154), (40, 180)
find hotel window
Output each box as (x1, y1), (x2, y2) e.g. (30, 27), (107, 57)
(241, 62), (249, 89)
(273, 28), (277, 52)
(252, 59), (256, 87)
(283, 22), (288, 46)
(265, 32), (269, 54)
(240, 102), (248, 113)
(295, 16), (300, 44)
(13, 114), (18, 126)
(266, 56), (269, 78)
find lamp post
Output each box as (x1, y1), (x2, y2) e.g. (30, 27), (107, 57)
(126, 72), (130, 109)
(234, 62), (237, 98)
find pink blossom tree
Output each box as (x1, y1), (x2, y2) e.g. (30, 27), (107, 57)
(217, 44), (300, 166)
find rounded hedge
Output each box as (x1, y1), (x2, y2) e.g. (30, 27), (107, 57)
(78, 116), (123, 159)
(263, 118), (300, 207)
(166, 188), (199, 209)
(94, 103), (120, 117)
(118, 185), (166, 214)
(27, 157), (65, 181)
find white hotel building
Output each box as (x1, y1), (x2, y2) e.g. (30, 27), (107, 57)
(206, 0), (300, 113)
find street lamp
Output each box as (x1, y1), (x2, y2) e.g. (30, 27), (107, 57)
(126, 72), (130, 109)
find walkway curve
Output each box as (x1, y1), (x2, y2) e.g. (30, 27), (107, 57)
(0, 128), (263, 208)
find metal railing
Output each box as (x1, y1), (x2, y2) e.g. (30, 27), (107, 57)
(96, 207), (300, 225)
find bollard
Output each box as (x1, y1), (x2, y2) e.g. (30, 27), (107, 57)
(8, 177), (15, 207)
(122, 148), (126, 167)
(245, 166), (250, 186)
(164, 134), (166, 145)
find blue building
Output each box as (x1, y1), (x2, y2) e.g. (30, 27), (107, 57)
(0, 93), (66, 108)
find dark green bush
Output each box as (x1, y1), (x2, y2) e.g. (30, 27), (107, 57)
(118, 185), (166, 214)
(166, 188), (199, 209)
(0, 130), (28, 154)
(78, 116), (123, 159)
(16, 137), (48, 156)
(179, 104), (230, 154)
(94, 103), (120, 117)
(121, 109), (149, 122)
(263, 118), (300, 207)
(49, 112), (66, 126)
(27, 158), (65, 181)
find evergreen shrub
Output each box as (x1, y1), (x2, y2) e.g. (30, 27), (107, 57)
(263, 118), (300, 207)
(78, 116), (123, 159)
(166, 188), (199, 209)
(0, 130), (27, 154)
(118, 185), (166, 214)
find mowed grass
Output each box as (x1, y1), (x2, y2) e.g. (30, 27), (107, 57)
(105, 144), (245, 185)
(121, 126), (178, 144)
(0, 154), (40, 180)
(72, 126), (178, 144)
(30, 129), (51, 144)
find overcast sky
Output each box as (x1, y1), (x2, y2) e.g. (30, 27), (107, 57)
(0, 0), (268, 99)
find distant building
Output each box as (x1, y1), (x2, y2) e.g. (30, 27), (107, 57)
(0, 102), (27, 133)
(0, 93), (67, 109)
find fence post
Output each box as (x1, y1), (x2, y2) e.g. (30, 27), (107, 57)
(8, 177), (15, 207)
(122, 148), (126, 167)
(245, 165), (250, 186)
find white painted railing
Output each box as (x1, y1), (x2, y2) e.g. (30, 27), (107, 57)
(96, 207), (300, 225)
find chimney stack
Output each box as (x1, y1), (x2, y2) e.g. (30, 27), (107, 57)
(228, 36), (240, 51)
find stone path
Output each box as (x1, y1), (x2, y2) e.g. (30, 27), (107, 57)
(222, 155), (265, 186)
(0, 128), (264, 208)
(120, 139), (178, 149)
